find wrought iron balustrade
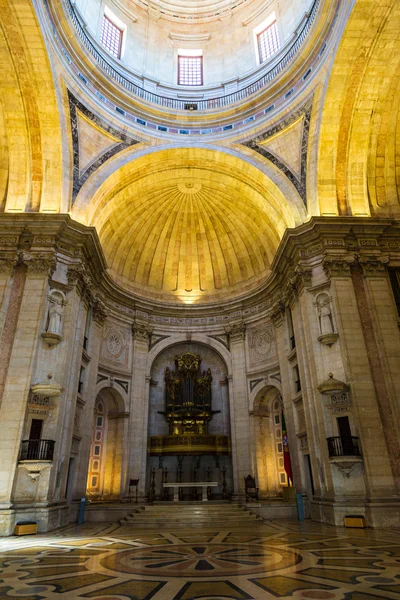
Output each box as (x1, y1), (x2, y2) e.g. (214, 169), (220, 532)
(63, 0), (320, 111)
(20, 439), (55, 461)
(327, 436), (361, 458)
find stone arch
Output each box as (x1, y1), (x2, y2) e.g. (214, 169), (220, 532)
(251, 384), (286, 497)
(86, 386), (127, 498)
(146, 333), (232, 378)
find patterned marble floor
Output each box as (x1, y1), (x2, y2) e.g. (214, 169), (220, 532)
(0, 519), (399, 600)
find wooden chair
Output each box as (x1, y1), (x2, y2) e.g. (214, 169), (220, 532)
(244, 475), (259, 500)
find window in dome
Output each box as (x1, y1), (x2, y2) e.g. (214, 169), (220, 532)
(255, 13), (280, 64)
(178, 49), (203, 86)
(101, 11), (123, 59)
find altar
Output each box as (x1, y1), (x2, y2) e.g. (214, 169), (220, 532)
(163, 481), (218, 502)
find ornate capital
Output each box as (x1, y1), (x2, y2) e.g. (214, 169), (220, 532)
(132, 321), (152, 344)
(67, 263), (92, 298)
(0, 254), (17, 274)
(358, 255), (389, 277)
(270, 300), (286, 327)
(92, 296), (109, 326)
(323, 255), (355, 278)
(226, 321), (246, 342)
(19, 251), (56, 276)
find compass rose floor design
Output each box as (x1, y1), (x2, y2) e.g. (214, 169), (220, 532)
(0, 519), (400, 600)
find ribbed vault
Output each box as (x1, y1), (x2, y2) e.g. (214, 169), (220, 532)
(73, 148), (301, 304)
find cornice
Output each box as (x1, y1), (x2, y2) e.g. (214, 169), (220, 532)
(1, 215), (400, 324)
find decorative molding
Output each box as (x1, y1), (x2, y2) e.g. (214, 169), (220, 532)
(92, 296), (109, 325)
(241, 98), (313, 206)
(169, 32), (211, 42)
(330, 456), (362, 477)
(0, 254), (17, 274)
(67, 90), (139, 203)
(101, 324), (130, 366)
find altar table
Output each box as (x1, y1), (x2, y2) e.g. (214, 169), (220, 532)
(163, 481), (218, 502)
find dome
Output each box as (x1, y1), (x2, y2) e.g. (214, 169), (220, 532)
(72, 148), (301, 304)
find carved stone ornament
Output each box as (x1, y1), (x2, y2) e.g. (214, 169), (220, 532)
(286, 266), (313, 301)
(0, 254), (17, 274)
(358, 255), (389, 277)
(67, 263), (92, 298)
(92, 296), (109, 325)
(330, 456), (362, 477)
(19, 251), (56, 276)
(323, 256), (355, 278)
(31, 373), (63, 398)
(18, 461), (52, 481)
(226, 321), (246, 341)
(132, 322), (152, 344)
(270, 300), (286, 327)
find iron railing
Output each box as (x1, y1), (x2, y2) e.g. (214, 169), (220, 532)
(327, 436), (361, 458)
(20, 439), (55, 461)
(64, 0), (320, 111)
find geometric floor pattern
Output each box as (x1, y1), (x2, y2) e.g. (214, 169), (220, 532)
(0, 519), (400, 600)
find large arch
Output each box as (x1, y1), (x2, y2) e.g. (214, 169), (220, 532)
(0, 0), (63, 213)
(317, 0), (400, 216)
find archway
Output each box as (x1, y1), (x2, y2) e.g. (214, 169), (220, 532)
(147, 342), (233, 500)
(252, 385), (289, 498)
(86, 387), (125, 499)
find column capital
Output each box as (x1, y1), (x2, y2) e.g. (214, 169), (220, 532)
(358, 255), (390, 277)
(19, 251), (56, 277)
(323, 255), (355, 278)
(132, 321), (153, 344)
(225, 321), (246, 342)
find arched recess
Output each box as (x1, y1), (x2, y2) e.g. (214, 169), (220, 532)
(317, 0), (400, 216)
(86, 386), (127, 498)
(0, 0), (63, 213)
(251, 384), (287, 498)
(147, 340), (234, 499)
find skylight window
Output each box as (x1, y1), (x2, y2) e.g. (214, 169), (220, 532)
(255, 14), (280, 64)
(178, 49), (203, 86)
(101, 10), (123, 59)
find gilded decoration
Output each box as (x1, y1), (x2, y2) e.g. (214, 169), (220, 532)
(149, 352), (230, 455)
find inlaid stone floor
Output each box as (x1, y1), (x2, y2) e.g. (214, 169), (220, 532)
(0, 519), (400, 600)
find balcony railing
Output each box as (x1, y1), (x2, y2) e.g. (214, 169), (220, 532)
(63, 0), (321, 111)
(20, 439), (55, 461)
(327, 436), (361, 458)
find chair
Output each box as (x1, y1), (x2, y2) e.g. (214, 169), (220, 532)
(244, 475), (259, 500)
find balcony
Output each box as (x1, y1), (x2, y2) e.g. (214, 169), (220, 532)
(20, 439), (55, 462)
(327, 436), (362, 477)
(327, 436), (361, 457)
